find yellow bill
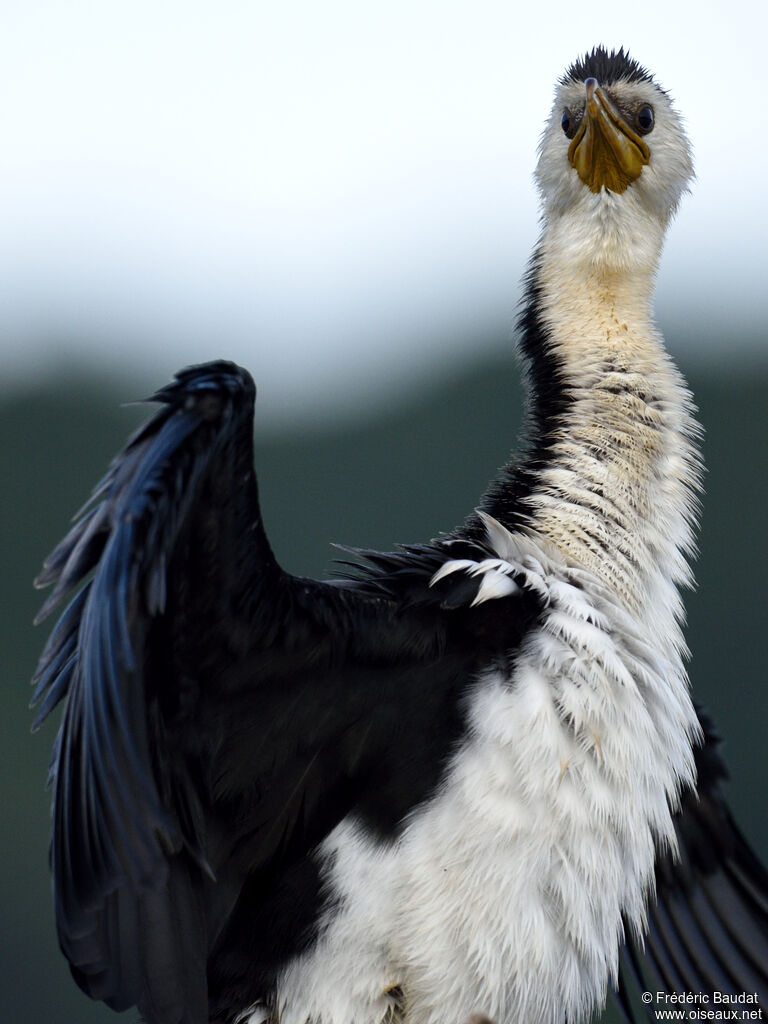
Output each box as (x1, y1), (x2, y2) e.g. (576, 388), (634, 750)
(568, 78), (650, 194)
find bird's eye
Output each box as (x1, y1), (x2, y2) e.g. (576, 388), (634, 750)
(561, 109), (572, 136)
(637, 105), (654, 134)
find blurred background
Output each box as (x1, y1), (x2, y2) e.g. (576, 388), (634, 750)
(2, 1), (766, 1021)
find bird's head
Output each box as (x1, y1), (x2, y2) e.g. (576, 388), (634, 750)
(535, 47), (693, 272)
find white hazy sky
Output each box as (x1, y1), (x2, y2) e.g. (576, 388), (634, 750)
(3, 0), (767, 422)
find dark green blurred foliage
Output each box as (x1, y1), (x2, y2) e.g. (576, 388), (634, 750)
(1, 351), (766, 1023)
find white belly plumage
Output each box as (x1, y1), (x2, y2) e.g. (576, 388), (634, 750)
(254, 528), (699, 1024)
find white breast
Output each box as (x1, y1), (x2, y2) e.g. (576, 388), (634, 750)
(264, 528), (699, 1024)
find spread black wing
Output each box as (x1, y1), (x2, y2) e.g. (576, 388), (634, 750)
(32, 360), (538, 1024)
(612, 707), (768, 1022)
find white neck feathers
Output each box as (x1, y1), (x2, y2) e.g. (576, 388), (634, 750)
(522, 233), (702, 626)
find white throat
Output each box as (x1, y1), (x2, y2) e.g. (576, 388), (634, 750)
(523, 223), (701, 627)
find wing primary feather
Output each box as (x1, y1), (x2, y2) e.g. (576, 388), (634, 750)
(30, 650), (77, 731)
(32, 585), (89, 677)
(646, 891), (711, 994)
(619, 706), (768, 1019)
(614, 943), (655, 1023)
(34, 361), (261, 1021)
(727, 852), (768, 917)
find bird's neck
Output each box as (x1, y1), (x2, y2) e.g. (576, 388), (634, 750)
(485, 236), (701, 623)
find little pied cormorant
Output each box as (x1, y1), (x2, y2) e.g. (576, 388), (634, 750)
(32, 47), (768, 1024)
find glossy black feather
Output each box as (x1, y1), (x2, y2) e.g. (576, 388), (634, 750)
(562, 46), (654, 87)
(33, 360), (541, 1024)
(616, 707), (768, 1020)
